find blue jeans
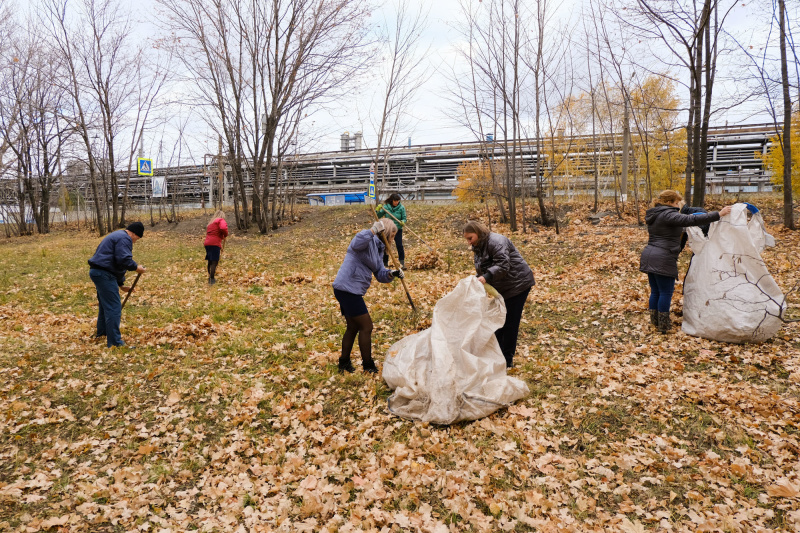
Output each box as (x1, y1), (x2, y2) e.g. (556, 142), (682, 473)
(90, 269), (124, 347)
(647, 273), (676, 313)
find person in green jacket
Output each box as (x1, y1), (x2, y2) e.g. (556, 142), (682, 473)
(375, 193), (407, 269)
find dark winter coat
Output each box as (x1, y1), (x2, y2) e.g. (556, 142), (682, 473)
(639, 205), (721, 279)
(472, 232), (535, 299)
(87, 230), (138, 286)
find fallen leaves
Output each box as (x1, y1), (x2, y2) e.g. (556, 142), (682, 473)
(0, 202), (797, 532)
(768, 478), (800, 498)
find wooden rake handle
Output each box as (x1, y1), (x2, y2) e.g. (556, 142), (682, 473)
(371, 206), (416, 312)
(378, 208), (437, 253)
(121, 272), (142, 310)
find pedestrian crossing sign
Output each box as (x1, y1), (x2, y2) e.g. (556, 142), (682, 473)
(137, 158), (153, 176)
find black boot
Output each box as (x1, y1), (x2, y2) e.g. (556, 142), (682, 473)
(338, 357), (355, 373)
(657, 311), (671, 334)
(649, 309), (658, 327)
(362, 356), (378, 374)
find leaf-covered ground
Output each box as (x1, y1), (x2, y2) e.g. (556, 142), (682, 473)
(0, 200), (798, 532)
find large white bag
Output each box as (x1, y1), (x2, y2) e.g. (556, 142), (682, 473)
(382, 277), (529, 424)
(682, 203), (785, 343)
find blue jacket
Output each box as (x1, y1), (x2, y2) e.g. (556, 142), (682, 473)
(88, 230), (138, 286)
(333, 230), (395, 295)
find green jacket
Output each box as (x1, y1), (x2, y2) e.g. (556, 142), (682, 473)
(377, 202), (407, 228)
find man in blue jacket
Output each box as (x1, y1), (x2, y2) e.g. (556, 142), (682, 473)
(88, 222), (147, 347)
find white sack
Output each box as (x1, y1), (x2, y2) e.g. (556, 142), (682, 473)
(383, 277), (529, 424)
(682, 203), (785, 343)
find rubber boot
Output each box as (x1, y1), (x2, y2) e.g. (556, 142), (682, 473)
(338, 357), (355, 373)
(649, 309), (658, 327)
(657, 311), (671, 334)
(400, 260), (406, 270)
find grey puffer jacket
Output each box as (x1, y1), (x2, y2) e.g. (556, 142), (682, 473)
(639, 205), (721, 278)
(472, 232), (535, 299)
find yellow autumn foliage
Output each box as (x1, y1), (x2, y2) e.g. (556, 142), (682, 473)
(759, 112), (800, 196)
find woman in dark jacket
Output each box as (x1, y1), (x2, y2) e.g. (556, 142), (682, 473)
(640, 190), (732, 333)
(463, 220), (535, 368)
(332, 219), (404, 373)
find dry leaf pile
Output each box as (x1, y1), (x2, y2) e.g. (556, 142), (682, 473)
(0, 200), (798, 532)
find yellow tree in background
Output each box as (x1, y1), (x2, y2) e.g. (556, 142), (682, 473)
(454, 160), (505, 202)
(760, 112), (800, 197)
(629, 75), (683, 197)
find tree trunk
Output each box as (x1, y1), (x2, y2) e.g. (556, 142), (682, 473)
(779, 0), (795, 229)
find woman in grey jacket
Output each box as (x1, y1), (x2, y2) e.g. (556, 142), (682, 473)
(640, 190), (732, 333)
(463, 220), (535, 368)
(332, 219), (404, 373)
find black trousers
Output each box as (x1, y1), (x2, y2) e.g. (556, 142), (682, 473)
(383, 228), (405, 265)
(496, 288), (530, 366)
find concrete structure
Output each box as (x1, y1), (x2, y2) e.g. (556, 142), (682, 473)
(0, 123), (781, 214)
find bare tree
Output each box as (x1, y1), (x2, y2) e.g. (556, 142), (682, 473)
(623, 0), (739, 207)
(732, 0), (796, 230)
(159, 0), (374, 233)
(119, 41), (174, 226)
(44, 0), (143, 234)
(777, 0), (795, 229)
(446, 0), (508, 222)
(450, 0), (533, 231)
(0, 14), (73, 235)
(369, 0), (429, 201)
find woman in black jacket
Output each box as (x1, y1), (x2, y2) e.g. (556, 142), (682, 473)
(640, 190), (732, 333)
(463, 220), (535, 368)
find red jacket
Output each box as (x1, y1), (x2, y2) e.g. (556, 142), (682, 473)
(204, 218), (229, 247)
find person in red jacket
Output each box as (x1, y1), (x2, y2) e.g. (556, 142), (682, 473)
(204, 210), (228, 285)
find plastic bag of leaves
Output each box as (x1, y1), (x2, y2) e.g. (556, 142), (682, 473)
(682, 203), (785, 343)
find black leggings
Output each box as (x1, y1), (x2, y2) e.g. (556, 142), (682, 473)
(341, 313), (375, 368)
(207, 260), (219, 279)
(496, 288), (530, 367)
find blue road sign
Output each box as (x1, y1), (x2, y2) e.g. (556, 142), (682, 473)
(137, 158), (153, 176)
(368, 171), (375, 199)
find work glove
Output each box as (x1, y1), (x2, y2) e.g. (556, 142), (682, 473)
(375, 204), (383, 212)
(370, 221), (384, 236)
(399, 221), (405, 227)
(391, 269), (404, 279)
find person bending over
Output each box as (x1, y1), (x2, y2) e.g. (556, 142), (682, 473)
(88, 222), (147, 348)
(332, 219), (404, 373)
(463, 220), (535, 368)
(204, 210), (228, 285)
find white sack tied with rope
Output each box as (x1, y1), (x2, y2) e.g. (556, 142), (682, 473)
(382, 276), (529, 424)
(682, 203), (785, 343)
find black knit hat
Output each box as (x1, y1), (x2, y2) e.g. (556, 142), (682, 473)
(126, 222), (144, 238)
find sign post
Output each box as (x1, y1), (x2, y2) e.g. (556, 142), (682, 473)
(368, 162), (375, 202)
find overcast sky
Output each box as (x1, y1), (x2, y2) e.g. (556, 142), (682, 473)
(124, 0), (781, 162)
